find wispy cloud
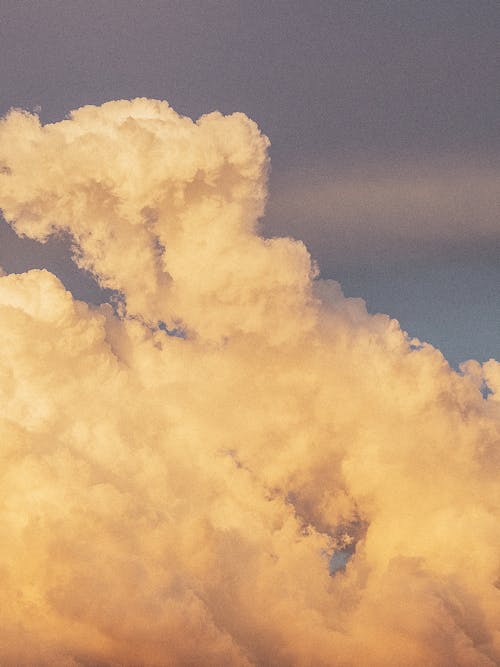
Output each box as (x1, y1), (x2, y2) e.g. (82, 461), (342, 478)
(267, 158), (500, 267)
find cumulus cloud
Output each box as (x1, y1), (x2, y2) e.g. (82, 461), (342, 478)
(0, 99), (499, 666)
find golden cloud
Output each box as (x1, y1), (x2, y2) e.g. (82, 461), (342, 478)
(0, 100), (499, 666)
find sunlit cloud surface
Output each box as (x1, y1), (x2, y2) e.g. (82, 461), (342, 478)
(0, 100), (499, 666)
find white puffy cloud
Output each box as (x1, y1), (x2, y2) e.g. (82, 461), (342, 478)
(0, 100), (499, 666)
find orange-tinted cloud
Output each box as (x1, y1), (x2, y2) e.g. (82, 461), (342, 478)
(0, 100), (499, 666)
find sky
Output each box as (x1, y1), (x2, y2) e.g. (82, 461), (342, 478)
(0, 0), (499, 365)
(0, 4), (500, 666)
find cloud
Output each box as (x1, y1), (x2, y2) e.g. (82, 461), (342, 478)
(266, 158), (500, 270)
(0, 100), (499, 666)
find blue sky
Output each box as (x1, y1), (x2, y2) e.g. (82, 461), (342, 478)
(0, 0), (498, 365)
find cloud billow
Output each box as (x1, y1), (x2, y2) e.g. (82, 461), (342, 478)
(0, 99), (499, 666)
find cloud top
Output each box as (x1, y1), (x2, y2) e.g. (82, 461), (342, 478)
(0, 99), (314, 343)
